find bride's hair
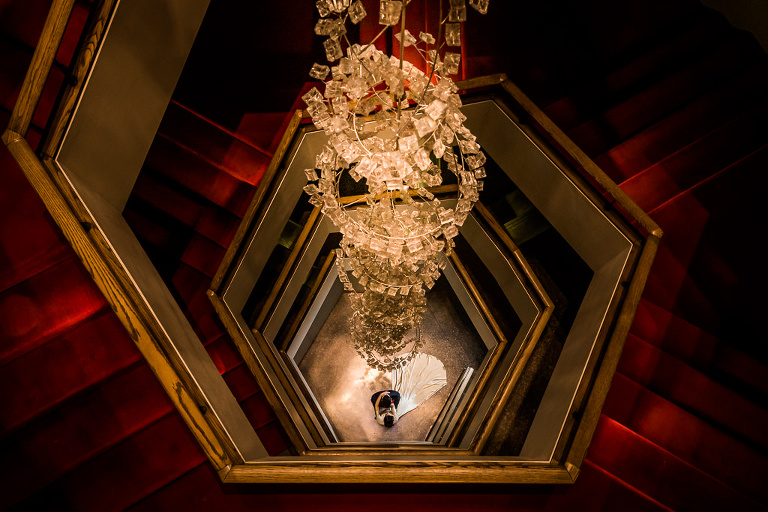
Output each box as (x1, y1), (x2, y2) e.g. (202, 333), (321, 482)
(384, 413), (395, 428)
(380, 395), (392, 408)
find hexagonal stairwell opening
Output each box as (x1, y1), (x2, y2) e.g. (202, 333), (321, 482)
(13, 0), (658, 483)
(201, 76), (656, 482)
(223, 180), (550, 450)
(296, 274), (490, 443)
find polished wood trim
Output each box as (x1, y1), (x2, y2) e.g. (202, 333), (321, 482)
(7, 0), (76, 137)
(473, 202), (554, 312)
(338, 184), (460, 206)
(469, 305), (550, 454)
(498, 77), (662, 239)
(455, 73), (507, 92)
(254, 210), (552, 455)
(41, 0), (119, 158)
(211, 109), (305, 292)
(249, 328), (329, 448)
(3, 0), (635, 482)
(2, 130), (238, 471)
(206, 290), (311, 455)
(464, 204), (555, 453)
(253, 207), (322, 330)
(223, 459), (575, 484)
(441, 250), (508, 445)
(443, 244), (552, 450)
(562, 234), (660, 472)
(450, 250), (509, 348)
(302, 446), (475, 457)
(279, 350), (338, 443)
(488, 95), (646, 249)
(279, 250), (337, 351)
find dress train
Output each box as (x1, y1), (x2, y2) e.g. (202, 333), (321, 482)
(391, 353), (447, 417)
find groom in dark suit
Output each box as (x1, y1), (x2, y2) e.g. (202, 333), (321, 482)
(371, 389), (401, 408)
(371, 390), (401, 427)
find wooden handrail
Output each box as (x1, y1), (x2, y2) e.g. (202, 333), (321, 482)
(2, 131), (239, 471)
(7, 0), (76, 137)
(42, 0), (119, 158)
(497, 77), (663, 239)
(562, 233), (661, 472)
(3, 0), (243, 474)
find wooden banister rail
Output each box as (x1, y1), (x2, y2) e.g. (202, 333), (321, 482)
(3, 0), (243, 476)
(7, 0), (76, 138)
(41, 0), (119, 159)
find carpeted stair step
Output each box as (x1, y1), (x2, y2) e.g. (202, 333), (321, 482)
(0, 230), (70, 295)
(170, 263), (213, 311)
(193, 205), (241, 249)
(593, 58), (768, 184)
(551, 459), (684, 512)
(203, 334), (248, 377)
(202, 337), (285, 438)
(642, 144), (768, 337)
(5, 0), (767, 507)
(467, 0), (704, 107)
(182, 289), (228, 346)
(2, 133), (279, 508)
(0, 142), (71, 293)
(127, 170), (241, 249)
(157, 101), (272, 186)
(587, 415), (767, 512)
(0, 308), (141, 435)
(0, 37), (65, 136)
(618, 98), (768, 212)
(122, 206), (191, 280)
(110, 252), (283, 440)
(170, 266), (229, 348)
(0, 256), (108, 366)
(128, 174), (206, 231)
(0, 328), (281, 510)
(0, 0), (57, 47)
(0, 0), (91, 69)
(235, 111), (294, 154)
(179, 232), (227, 280)
(124, 196), (231, 285)
(5, 413), (209, 512)
(125, 458), (673, 512)
(169, 263), (286, 436)
(142, 135), (256, 218)
(5, 389), (290, 512)
(221, 363), (261, 403)
(543, 7), (732, 131)
(631, 298), (768, 401)
(566, 31), (765, 157)
(240, 390), (287, 436)
(0, 362), (175, 510)
(0, 0), (91, 147)
(618, 334), (768, 453)
(604, 372), (768, 503)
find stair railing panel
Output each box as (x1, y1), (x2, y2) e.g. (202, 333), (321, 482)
(2, 0), (255, 478)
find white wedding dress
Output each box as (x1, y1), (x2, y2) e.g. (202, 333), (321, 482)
(391, 353), (447, 417)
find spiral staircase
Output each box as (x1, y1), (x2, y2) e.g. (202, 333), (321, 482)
(1, 0), (767, 509)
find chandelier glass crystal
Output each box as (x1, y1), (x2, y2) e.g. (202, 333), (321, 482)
(304, 0), (489, 371)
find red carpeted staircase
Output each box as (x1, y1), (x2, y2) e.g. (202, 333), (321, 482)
(0, 1), (290, 510)
(1, 0), (767, 510)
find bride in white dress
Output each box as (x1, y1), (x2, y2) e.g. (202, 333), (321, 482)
(390, 352), (447, 418)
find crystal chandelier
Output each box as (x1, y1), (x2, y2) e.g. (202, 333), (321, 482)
(303, 0), (489, 371)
